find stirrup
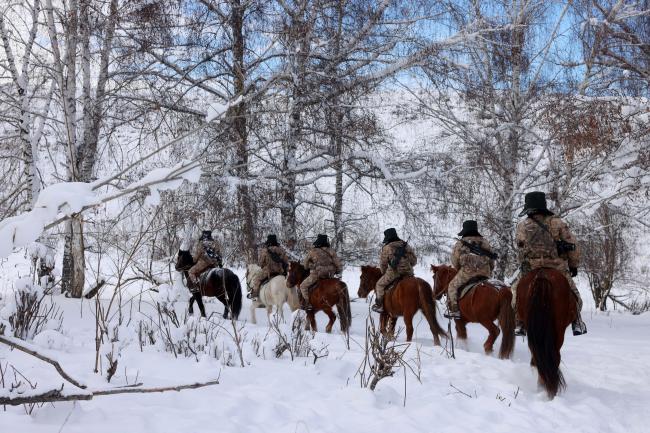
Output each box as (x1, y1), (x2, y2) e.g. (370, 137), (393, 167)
(444, 310), (461, 320)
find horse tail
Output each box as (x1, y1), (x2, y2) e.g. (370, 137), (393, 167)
(497, 288), (515, 359)
(418, 279), (447, 341)
(228, 270), (243, 320)
(337, 282), (352, 332)
(527, 272), (565, 398)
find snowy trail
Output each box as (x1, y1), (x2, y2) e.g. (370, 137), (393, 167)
(1, 267), (649, 433)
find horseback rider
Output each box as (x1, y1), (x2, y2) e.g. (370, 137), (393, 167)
(511, 191), (587, 336)
(444, 220), (495, 320)
(299, 234), (342, 312)
(249, 234), (289, 301)
(372, 228), (417, 313)
(188, 230), (223, 284)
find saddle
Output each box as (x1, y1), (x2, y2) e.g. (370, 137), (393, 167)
(385, 275), (407, 294)
(260, 272), (284, 289)
(459, 276), (507, 299)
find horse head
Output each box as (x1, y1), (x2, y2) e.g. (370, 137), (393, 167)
(430, 264), (457, 300)
(175, 249), (195, 272)
(286, 261), (306, 288)
(357, 265), (381, 298)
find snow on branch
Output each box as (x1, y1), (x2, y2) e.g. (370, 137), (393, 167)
(0, 160), (202, 259)
(351, 150), (430, 182)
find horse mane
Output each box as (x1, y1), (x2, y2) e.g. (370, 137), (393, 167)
(361, 265), (381, 278)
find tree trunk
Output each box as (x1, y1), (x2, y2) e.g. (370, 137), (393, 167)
(281, 7), (311, 247)
(230, 0), (256, 262)
(62, 215), (85, 297)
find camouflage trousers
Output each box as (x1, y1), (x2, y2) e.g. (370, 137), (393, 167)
(447, 270), (489, 313)
(189, 258), (213, 284)
(511, 267), (583, 314)
(375, 268), (412, 299)
(300, 273), (321, 302)
(249, 269), (266, 298)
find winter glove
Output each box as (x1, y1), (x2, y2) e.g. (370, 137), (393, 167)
(569, 267), (578, 277)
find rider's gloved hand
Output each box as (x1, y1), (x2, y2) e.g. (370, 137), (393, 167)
(569, 267), (578, 277)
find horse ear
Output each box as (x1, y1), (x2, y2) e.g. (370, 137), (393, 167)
(430, 265), (438, 272)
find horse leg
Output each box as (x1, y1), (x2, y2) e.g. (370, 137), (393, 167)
(389, 317), (398, 335)
(188, 296), (195, 315)
(250, 302), (257, 325)
(404, 313), (415, 342)
(481, 320), (500, 355)
(196, 295), (207, 318)
(324, 307), (336, 333)
(379, 313), (388, 335)
(454, 319), (468, 350)
(308, 311), (317, 332)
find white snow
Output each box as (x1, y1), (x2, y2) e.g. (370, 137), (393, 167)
(0, 264), (648, 433)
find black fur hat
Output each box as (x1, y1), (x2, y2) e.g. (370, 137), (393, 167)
(313, 234), (330, 248)
(457, 220), (481, 237)
(519, 191), (554, 217)
(200, 230), (213, 240)
(382, 228), (401, 244)
(265, 234), (279, 247)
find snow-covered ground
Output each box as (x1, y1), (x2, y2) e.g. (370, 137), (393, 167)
(1, 260), (649, 433)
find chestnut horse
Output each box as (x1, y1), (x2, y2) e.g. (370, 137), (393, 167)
(286, 261), (351, 333)
(518, 268), (577, 398)
(430, 265), (515, 359)
(357, 266), (446, 345)
(175, 249), (242, 320)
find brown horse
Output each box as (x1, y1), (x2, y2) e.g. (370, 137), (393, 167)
(430, 265), (515, 359)
(518, 268), (577, 398)
(357, 266), (446, 345)
(286, 261), (351, 333)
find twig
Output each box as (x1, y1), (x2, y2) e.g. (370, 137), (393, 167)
(448, 383), (473, 398)
(0, 335), (86, 389)
(0, 379), (220, 406)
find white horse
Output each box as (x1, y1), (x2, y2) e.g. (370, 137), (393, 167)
(245, 264), (300, 324)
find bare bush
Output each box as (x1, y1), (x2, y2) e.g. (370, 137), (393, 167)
(580, 205), (633, 311)
(269, 312), (326, 362)
(5, 280), (62, 340)
(356, 314), (420, 393)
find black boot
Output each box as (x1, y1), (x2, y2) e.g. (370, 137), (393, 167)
(371, 297), (384, 313)
(444, 302), (461, 320)
(515, 320), (526, 336)
(572, 314), (587, 336)
(300, 297), (313, 312)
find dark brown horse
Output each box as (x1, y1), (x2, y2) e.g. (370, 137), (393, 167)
(286, 261), (351, 333)
(175, 249), (242, 320)
(357, 266), (446, 345)
(518, 268), (577, 398)
(430, 265), (515, 359)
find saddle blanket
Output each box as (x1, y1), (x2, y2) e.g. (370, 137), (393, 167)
(460, 277), (508, 299)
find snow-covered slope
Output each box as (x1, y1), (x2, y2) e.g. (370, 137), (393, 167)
(1, 265), (648, 433)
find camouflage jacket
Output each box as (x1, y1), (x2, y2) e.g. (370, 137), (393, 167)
(516, 214), (579, 270)
(451, 236), (494, 277)
(379, 240), (417, 275)
(259, 245), (289, 276)
(193, 239), (222, 266)
(304, 247), (343, 278)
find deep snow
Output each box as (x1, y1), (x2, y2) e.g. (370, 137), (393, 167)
(1, 262), (649, 433)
